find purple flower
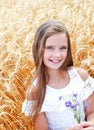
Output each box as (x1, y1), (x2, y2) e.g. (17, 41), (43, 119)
(74, 114), (77, 119)
(59, 96), (62, 100)
(73, 93), (77, 97)
(64, 93), (81, 123)
(65, 101), (72, 107)
(84, 101), (89, 109)
(70, 104), (77, 110)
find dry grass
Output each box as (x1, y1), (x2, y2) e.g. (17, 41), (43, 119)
(0, 0), (94, 129)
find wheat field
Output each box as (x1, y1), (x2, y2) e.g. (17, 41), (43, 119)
(0, 0), (94, 129)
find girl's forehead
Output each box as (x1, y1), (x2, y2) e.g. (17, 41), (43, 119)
(45, 33), (68, 46)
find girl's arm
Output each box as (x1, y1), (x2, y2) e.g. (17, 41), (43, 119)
(85, 92), (94, 123)
(74, 68), (94, 129)
(80, 96), (94, 129)
(34, 112), (48, 130)
(25, 85), (48, 130)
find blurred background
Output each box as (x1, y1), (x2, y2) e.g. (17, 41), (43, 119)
(0, 0), (94, 129)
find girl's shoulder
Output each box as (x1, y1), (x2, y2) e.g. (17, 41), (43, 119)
(68, 67), (94, 102)
(76, 67), (89, 81)
(68, 66), (89, 82)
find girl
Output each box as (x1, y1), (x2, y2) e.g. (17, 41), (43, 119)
(22, 19), (94, 130)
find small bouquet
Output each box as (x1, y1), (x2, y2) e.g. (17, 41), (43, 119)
(65, 93), (81, 123)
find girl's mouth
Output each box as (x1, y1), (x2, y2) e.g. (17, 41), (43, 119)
(49, 59), (61, 63)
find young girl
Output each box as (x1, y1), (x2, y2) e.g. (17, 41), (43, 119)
(22, 19), (94, 130)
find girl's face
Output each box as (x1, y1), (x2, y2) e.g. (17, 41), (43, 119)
(43, 33), (68, 71)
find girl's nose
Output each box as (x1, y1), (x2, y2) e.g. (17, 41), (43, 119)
(53, 50), (61, 57)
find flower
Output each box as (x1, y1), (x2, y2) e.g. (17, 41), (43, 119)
(59, 96), (62, 100)
(84, 101), (89, 109)
(65, 93), (81, 123)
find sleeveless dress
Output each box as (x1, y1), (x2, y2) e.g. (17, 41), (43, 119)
(22, 68), (94, 130)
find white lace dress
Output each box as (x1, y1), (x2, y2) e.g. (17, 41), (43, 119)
(22, 68), (94, 130)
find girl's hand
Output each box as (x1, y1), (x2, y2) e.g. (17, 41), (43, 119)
(66, 124), (83, 130)
(66, 121), (94, 130)
(80, 121), (94, 129)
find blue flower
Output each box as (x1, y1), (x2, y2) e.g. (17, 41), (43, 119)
(65, 101), (72, 107)
(64, 93), (81, 123)
(74, 114), (77, 119)
(59, 96), (62, 100)
(84, 101), (89, 109)
(73, 93), (77, 97)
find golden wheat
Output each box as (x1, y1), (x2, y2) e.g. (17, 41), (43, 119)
(0, 0), (94, 129)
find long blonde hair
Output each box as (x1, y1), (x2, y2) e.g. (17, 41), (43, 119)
(32, 19), (73, 119)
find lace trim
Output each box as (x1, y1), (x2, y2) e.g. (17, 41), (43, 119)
(81, 76), (94, 100)
(68, 68), (78, 78)
(22, 100), (36, 116)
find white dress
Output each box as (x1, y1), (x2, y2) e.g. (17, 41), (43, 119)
(22, 68), (94, 130)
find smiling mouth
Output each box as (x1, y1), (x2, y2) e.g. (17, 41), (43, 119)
(49, 59), (61, 63)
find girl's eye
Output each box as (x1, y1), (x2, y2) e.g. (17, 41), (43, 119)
(46, 46), (53, 50)
(60, 46), (67, 50)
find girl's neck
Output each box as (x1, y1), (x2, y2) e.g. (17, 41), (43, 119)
(47, 69), (66, 78)
(47, 69), (70, 89)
